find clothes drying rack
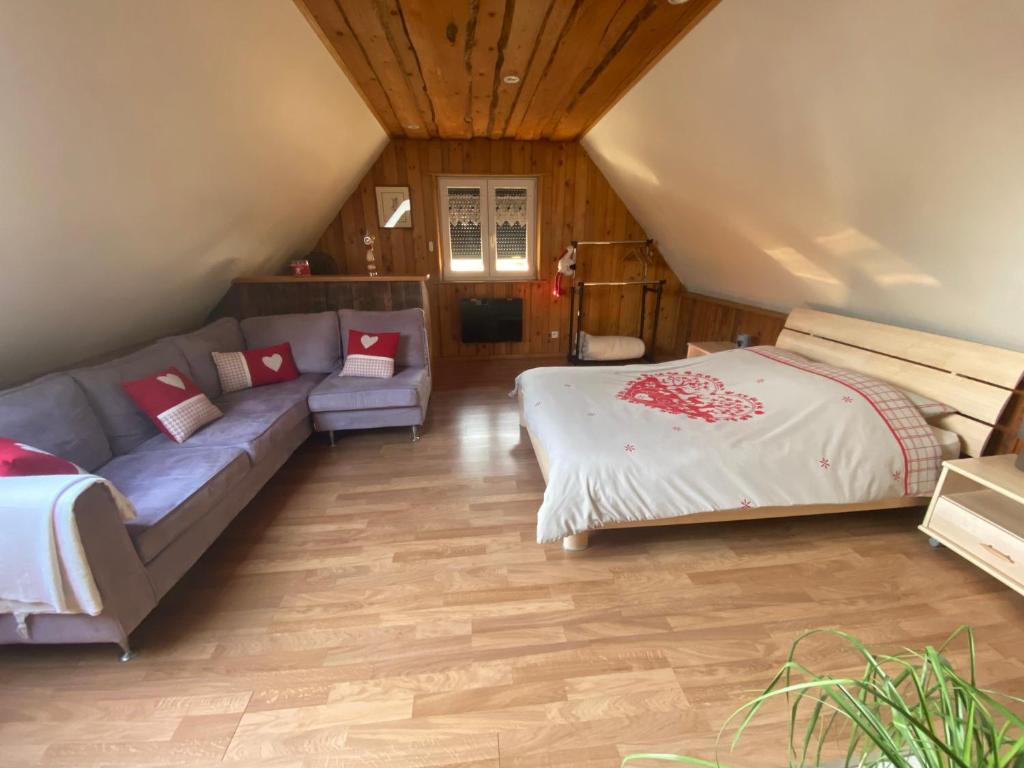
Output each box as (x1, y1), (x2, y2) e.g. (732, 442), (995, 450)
(566, 239), (664, 365)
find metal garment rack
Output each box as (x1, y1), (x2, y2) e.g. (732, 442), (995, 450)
(566, 239), (664, 365)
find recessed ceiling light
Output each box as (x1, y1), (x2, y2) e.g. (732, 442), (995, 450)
(502, 74), (521, 84)
(667, 0), (690, 4)
(406, 124), (420, 130)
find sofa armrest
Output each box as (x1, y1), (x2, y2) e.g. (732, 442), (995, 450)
(0, 478), (157, 638)
(71, 482), (158, 634)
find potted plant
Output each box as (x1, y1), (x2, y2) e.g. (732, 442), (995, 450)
(623, 627), (1023, 768)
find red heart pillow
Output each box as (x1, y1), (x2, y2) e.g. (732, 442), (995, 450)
(122, 367), (223, 443)
(0, 438), (82, 477)
(211, 342), (299, 393)
(340, 330), (400, 378)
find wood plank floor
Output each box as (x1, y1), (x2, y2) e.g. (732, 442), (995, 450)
(2, 358), (1023, 767)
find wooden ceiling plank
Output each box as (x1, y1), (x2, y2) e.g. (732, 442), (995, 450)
(374, 0), (441, 136)
(468, 0), (512, 138)
(502, 0), (578, 139)
(523, 0), (651, 140)
(297, 0), (402, 135)
(337, 0), (432, 138)
(552, 0), (720, 139)
(400, 0), (476, 139)
(487, 0), (550, 138)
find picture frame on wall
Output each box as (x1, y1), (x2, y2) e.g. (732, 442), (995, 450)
(376, 186), (412, 229)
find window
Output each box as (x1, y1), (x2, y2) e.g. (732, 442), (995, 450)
(438, 176), (538, 281)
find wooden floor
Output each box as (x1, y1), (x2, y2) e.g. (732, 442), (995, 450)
(2, 358), (1023, 767)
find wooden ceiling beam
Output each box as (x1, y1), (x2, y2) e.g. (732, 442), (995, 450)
(296, 0), (720, 140)
(369, 0), (440, 136)
(467, 0), (508, 138)
(400, 0), (475, 138)
(339, 1), (434, 137)
(522, 0), (650, 140)
(501, 0), (578, 139)
(552, 0), (720, 140)
(486, 0), (551, 138)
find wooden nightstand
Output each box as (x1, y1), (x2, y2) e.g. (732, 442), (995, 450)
(686, 340), (737, 358)
(920, 455), (1024, 596)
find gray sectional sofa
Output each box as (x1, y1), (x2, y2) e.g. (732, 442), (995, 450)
(0, 308), (430, 657)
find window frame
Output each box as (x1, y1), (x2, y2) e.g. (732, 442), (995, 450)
(437, 175), (539, 282)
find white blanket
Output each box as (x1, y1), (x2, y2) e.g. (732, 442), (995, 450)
(579, 332), (645, 361)
(0, 475), (135, 636)
(516, 347), (942, 542)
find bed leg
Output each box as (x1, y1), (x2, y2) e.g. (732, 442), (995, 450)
(563, 532), (590, 552)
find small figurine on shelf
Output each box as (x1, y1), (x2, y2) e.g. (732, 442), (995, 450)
(289, 259), (311, 276)
(363, 234), (378, 277)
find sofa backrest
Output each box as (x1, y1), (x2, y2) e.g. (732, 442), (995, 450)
(240, 311), (341, 374)
(170, 317), (245, 399)
(339, 308), (428, 369)
(71, 339), (193, 455)
(0, 373), (113, 472)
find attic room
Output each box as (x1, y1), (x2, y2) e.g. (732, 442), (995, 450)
(1, 0), (1022, 764)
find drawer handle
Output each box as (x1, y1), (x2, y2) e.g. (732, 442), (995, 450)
(981, 543), (1015, 564)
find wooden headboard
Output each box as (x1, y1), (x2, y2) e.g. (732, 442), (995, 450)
(776, 308), (1024, 457)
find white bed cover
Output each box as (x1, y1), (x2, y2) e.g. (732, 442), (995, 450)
(515, 347), (941, 542)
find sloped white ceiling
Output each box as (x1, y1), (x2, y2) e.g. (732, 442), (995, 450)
(584, 0), (1024, 351)
(0, 0), (386, 387)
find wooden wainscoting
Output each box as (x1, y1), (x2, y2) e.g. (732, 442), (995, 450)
(672, 292), (788, 358)
(315, 139), (685, 360)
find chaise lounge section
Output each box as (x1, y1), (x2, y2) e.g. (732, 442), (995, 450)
(0, 308), (430, 657)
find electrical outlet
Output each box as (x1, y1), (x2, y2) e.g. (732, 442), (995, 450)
(428, 241), (434, 253)
(549, 330), (559, 339)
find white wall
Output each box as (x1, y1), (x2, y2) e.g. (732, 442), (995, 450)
(584, 0), (1024, 351)
(0, 0), (387, 386)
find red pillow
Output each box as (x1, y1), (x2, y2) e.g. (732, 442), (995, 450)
(0, 438), (82, 476)
(122, 367), (223, 443)
(340, 330), (400, 378)
(211, 342), (300, 393)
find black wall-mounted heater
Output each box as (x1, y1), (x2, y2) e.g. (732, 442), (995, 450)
(459, 298), (523, 343)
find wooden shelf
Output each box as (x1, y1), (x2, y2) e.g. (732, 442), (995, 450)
(943, 490), (1024, 538)
(233, 275), (430, 284)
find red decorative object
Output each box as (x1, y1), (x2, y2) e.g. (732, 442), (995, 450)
(212, 343), (300, 393)
(616, 370), (765, 423)
(0, 438), (81, 477)
(289, 260), (311, 276)
(122, 368), (223, 443)
(340, 330), (400, 378)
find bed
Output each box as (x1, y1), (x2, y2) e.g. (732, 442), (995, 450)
(516, 308), (1024, 551)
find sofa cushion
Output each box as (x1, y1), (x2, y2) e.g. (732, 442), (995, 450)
(98, 446), (249, 563)
(308, 366), (428, 412)
(136, 373), (322, 463)
(240, 312), (340, 374)
(339, 309), (427, 369)
(170, 317), (245, 399)
(71, 339), (193, 456)
(0, 373), (112, 471)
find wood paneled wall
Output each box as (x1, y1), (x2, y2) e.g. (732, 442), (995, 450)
(671, 293), (788, 358)
(316, 139), (685, 359)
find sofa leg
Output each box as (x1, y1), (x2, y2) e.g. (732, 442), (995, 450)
(118, 644), (136, 662)
(410, 425), (420, 442)
(328, 430), (336, 448)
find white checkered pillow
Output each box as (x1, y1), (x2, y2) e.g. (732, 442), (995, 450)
(122, 367), (223, 443)
(340, 330), (400, 379)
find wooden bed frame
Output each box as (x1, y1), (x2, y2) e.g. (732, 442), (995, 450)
(521, 308), (1024, 551)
